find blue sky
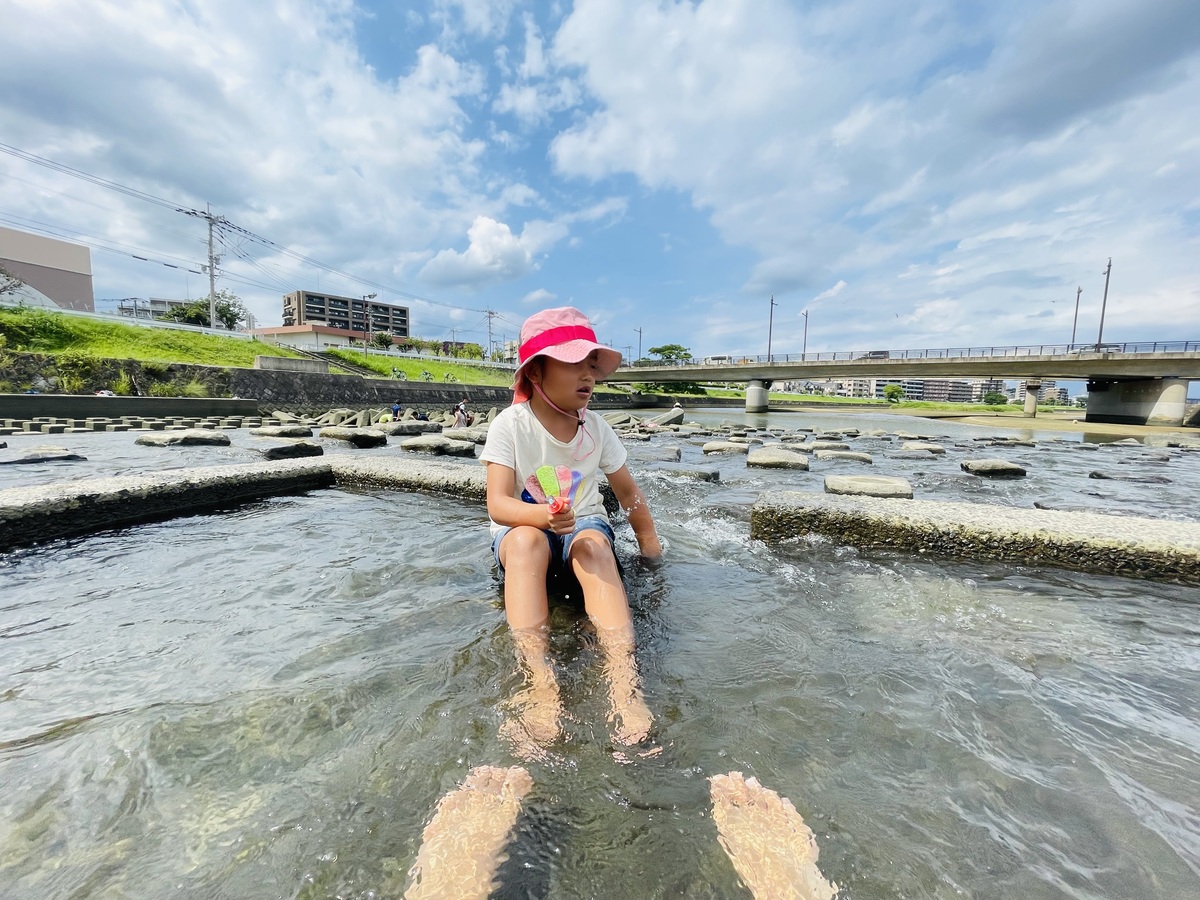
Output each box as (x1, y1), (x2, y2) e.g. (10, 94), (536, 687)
(1, 0), (1198, 360)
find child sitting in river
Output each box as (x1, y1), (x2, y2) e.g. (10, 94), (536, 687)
(479, 306), (662, 757)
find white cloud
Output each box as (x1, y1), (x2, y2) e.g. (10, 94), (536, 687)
(521, 287), (557, 306)
(419, 215), (569, 287)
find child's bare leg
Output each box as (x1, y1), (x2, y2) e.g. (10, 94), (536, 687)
(569, 533), (655, 747)
(405, 765), (533, 900)
(498, 528), (562, 757)
(709, 772), (838, 900)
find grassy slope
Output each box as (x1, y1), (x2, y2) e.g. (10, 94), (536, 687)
(0, 307), (299, 367)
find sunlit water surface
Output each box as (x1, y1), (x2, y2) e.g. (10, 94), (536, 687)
(2, 410), (1199, 898)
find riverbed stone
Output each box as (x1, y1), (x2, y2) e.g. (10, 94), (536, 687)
(257, 440), (324, 460)
(250, 425), (314, 438)
(901, 441), (946, 454)
(652, 462), (721, 481)
(814, 450), (873, 463)
(399, 434), (476, 456)
(961, 458), (1026, 477)
(702, 441), (750, 455)
(1088, 471), (1172, 484)
(135, 429), (232, 447)
(747, 447), (810, 470)
(441, 426), (489, 444)
(806, 441), (851, 451)
(627, 445), (683, 463)
(319, 426), (388, 448)
(0, 447), (88, 465)
(824, 474), (913, 499)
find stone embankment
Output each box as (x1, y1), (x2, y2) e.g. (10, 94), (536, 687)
(4, 406), (1200, 585)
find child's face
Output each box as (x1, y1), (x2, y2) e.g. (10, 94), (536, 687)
(533, 351), (603, 412)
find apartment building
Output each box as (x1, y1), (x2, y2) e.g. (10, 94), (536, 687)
(282, 290), (410, 338)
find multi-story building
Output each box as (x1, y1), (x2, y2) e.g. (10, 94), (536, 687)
(0, 226), (95, 311)
(115, 297), (193, 320)
(282, 290), (409, 339)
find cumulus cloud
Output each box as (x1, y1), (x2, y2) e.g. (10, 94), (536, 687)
(419, 215), (568, 287)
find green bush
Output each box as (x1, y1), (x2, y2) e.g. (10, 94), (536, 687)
(148, 382), (177, 397)
(181, 379), (208, 398)
(58, 374), (86, 394)
(112, 371), (134, 395)
(142, 361), (168, 379)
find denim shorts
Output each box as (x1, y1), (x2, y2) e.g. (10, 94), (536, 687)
(491, 514), (616, 578)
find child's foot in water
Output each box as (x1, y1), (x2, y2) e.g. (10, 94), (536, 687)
(405, 765), (533, 900)
(709, 771), (838, 900)
(500, 683), (563, 760)
(608, 687), (657, 749)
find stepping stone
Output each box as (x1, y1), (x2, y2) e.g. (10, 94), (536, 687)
(814, 450), (873, 463)
(824, 474), (913, 499)
(961, 459), (1026, 477)
(651, 463), (720, 482)
(135, 429), (232, 447)
(378, 421), (443, 436)
(900, 441), (945, 454)
(250, 425), (314, 438)
(319, 426), (388, 448)
(399, 434), (476, 456)
(257, 440), (324, 460)
(105, 424), (133, 431)
(747, 447), (810, 470)
(703, 441), (750, 455)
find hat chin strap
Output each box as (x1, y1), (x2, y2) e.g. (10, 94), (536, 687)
(532, 381), (584, 429)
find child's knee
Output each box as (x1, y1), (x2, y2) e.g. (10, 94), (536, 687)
(568, 534), (617, 572)
(501, 526), (551, 566)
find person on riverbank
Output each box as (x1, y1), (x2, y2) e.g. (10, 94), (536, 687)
(480, 306), (662, 758)
(454, 396), (471, 427)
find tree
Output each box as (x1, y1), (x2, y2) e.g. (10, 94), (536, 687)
(648, 343), (693, 363)
(371, 331), (394, 349)
(157, 290), (247, 330)
(883, 383), (904, 403)
(1, 263), (25, 298)
(982, 391), (1008, 405)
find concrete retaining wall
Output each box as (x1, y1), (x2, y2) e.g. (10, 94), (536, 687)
(0, 393), (261, 420)
(5, 456), (1199, 586)
(751, 491), (1200, 585)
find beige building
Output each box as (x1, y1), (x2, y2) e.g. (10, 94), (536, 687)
(0, 226), (95, 311)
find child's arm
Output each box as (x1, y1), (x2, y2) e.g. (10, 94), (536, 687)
(606, 465), (662, 559)
(485, 462), (574, 533)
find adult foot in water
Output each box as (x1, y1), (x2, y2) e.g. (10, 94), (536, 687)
(405, 765), (533, 900)
(709, 771), (838, 900)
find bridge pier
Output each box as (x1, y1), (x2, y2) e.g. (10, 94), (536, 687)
(1085, 377), (1189, 426)
(746, 379), (770, 413)
(1023, 380), (1041, 417)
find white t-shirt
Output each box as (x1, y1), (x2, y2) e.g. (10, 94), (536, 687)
(479, 403), (628, 536)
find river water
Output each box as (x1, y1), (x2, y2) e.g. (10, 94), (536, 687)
(2, 410), (1199, 898)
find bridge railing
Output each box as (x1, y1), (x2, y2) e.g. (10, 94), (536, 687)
(635, 340), (1200, 367)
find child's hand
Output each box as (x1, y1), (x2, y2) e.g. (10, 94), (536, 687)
(547, 499), (574, 534)
(638, 533), (663, 560)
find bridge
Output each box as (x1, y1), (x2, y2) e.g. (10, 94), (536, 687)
(609, 340), (1200, 425)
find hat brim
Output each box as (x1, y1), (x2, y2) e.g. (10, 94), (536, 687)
(512, 340), (623, 403)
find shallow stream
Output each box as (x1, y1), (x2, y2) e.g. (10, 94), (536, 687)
(2, 410), (1199, 898)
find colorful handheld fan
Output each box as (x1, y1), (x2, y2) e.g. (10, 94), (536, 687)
(524, 465), (584, 513)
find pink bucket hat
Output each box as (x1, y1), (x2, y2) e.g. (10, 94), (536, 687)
(511, 307), (623, 404)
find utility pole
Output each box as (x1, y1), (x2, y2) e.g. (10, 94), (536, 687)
(1096, 258), (1112, 351)
(1070, 285), (1081, 346)
(635, 327), (643, 361)
(801, 309), (809, 359)
(182, 204), (227, 329)
(484, 308), (497, 359)
(767, 295), (777, 361)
